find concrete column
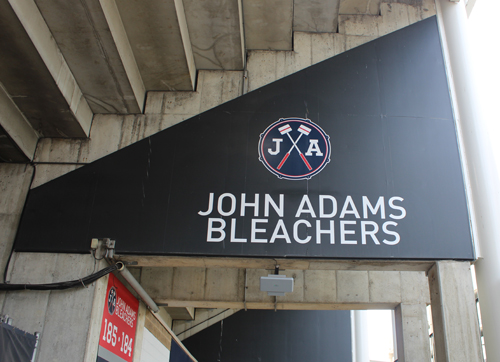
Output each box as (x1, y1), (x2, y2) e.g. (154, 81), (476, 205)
(0, 164), (33, 281)
(84, 271), (109, 362)
(132, 303), (147, 362)
(1, 253), (106, 361)
(435, 0), (500, 360)
(428, 261), (482, 362)
(351, 310), (370, 362)
(394, 303), (431, 362)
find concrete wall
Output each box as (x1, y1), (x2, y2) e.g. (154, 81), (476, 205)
(0, 164), (33, 281)
(0, 255), (482, 362)
(0, 253), (108, 362)
(136, 267), (430, 310)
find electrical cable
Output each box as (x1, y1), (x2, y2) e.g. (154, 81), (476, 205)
(0, 262), (123, 291)
(91, 242), (109, 274)
(92, 248), (108, 261)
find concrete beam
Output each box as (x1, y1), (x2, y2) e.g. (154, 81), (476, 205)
(238, 0), (246, 71)
(27, 70), (243, 187)
(174, 0), (197, 90)
(293, 0), (341, 33)
(99, 0), (146, 112)
(118, 255), (435, 271)
(339, 0), (382, 15)
(138, 267), (430, 310)
(115, 0), (196, 91)
(242, 0), (293, 50)
(34, 0), (144, 114)
(173, 308), (239, 341)
(0, 83), (38, 161)
(183, 0), (243, 70)
(7, 0), (93, 136)
(428, 262), (483, 362)
(164, 306), (195, 321)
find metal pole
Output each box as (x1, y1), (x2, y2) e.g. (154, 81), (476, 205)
(436, 0), (500, 360)
(30, 332), (40, 362)
(117, 264), (159, 313)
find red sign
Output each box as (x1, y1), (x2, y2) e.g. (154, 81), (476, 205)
(98, 273), (139, 362)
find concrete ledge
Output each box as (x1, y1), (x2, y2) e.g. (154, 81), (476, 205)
(160, 300), (399, 310)
(138, 266), (431, 310)
(118, 254), (435, 271)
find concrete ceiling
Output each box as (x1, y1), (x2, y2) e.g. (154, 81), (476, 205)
(2, 0), (423, 163)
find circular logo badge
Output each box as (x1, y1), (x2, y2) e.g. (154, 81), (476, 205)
(258, 118), (331, 180)
(107, 286), (117, 315)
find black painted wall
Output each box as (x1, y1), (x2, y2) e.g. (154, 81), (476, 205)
(14, 16), (473, 260)
(182, 310), (352, 362)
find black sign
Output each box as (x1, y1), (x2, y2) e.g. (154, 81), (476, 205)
(15, 17), (474, 260)
(183, 310), (352, 362)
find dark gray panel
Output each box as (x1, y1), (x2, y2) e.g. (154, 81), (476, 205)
(183, 310), (352, 362)
(170, 340), (193, 362)
(14, 17), (474, 260)
(0, 323), (36, 362)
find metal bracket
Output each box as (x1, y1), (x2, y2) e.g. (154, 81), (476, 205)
(104, 238), (116, 259)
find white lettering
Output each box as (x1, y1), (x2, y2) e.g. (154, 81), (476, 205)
(305, 139), (323, 156)
(389, 197), (406, 219)
(361, 221), (380, 245)
(382, 221), (400, 245)
(295, 195), (317, 218)
(270, 220), (291, 244)
(230, 218), (246, 242)
(268, 138), (283, 155)
(264, 194), (284, 217)
(198, 193), (214, 216)
(251, 219), (268, 243)
(316, 220), (335, 244)
(340, 220), (357, 244)
(218, 193), (236, 216)
(240, 193), (259, 217)
(319, 195), (337, 218)
(207, 218), (226, 242)
(340, 196), (360, 219)
(362, 196), (385, 219)
(294, 220), (312, 244)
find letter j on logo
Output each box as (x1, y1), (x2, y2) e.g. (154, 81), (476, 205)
(258, 118), (331, 180)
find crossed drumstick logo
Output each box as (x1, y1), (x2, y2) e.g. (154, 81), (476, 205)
(258, 118), (331, 181)
(277, 124), (312, 170)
